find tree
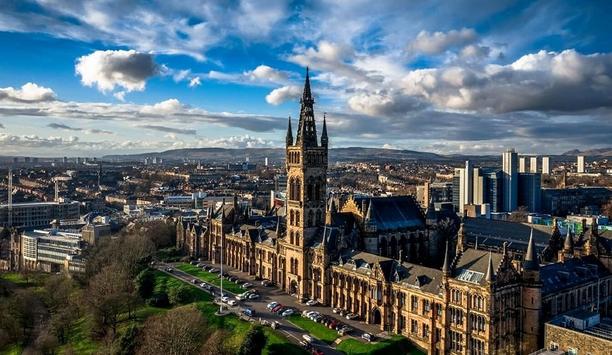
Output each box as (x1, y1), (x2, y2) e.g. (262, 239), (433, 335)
(86, 265), (133, 338)
(137, 306), (206, 355)
(238, 326), (266, 355)
(200, 329), (231, 355)
(117, 324), (140, 355)
(168, 284), (192, 306)
(135, 269), (155, 299)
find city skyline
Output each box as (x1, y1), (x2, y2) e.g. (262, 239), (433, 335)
(1, 1), (612, 157)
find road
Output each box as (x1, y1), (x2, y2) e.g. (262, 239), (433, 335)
(155, 262), (343, 355)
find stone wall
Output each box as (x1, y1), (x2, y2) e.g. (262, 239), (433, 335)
(544, 323), (612, 354)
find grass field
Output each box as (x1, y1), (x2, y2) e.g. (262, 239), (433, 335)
(288, 314), (340, 344)
(336, 335), (426, 355)
(0, 268), (303, 355)
(175, 263), (245, 294)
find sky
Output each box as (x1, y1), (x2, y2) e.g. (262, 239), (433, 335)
(0, 0), (611, 157)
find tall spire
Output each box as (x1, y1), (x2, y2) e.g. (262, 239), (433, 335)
(485, 251), (494, 283)
(286, 116), (293, 146)
(524, 228), (539, 270)
(320, 112), (328, 147)
(296, 67), (318, 146)
(442, 240), (451, 276)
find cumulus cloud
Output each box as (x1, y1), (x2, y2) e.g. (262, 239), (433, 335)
(198, 134), (275, 148)
(75, 50), (159, 93)
(139, 125), (197, 135)
(402, 49), (612, 112)
(0, 97), (285, 133)
(265, 85), (301, 105)
(410, 28), (477, 55)
(209, 65), (291, 86)
(0, 83), (56, 102)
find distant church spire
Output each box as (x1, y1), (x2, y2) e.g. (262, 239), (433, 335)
(320, 112), (328, 147)
(442, 240), (451, 276)
(485, 251), (494, 283)
(296, 67), (318, 147)
(286, 116), (293, 146)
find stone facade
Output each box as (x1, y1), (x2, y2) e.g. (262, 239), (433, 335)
(174, 70), (612, 355)
(544, 322), (612, 354)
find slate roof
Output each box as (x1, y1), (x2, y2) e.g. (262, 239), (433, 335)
(354, 196), (425, 231)
(464, 218), (550, 254)
(540, 255), (610, 295)
(453, 248), (505, 285)
(396, 262), (443, 295)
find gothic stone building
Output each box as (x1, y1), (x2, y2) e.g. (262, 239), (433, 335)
(175, 70), (612, 354)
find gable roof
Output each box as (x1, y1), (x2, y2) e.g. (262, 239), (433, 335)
(354, 196), (425, 231)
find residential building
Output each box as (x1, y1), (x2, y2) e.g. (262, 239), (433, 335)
(542, 156), (550, 175)
(577, 155), (585, 173)
(0, 201), (80, 228)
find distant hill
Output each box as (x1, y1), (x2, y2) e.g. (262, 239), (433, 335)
(562, 147), (612, 157)
(102, 147), (463, 163)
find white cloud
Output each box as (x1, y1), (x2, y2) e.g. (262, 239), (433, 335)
(208, 65), (291, 86)
(410, 28), (477, 55)
(75, 50), (159, 93)
(0, 83), (56, 102)
(265, 85), (301, 105)
(189, 77), (201, 87)
(140, 98), (184, 115)
(402, 49), (612, 112)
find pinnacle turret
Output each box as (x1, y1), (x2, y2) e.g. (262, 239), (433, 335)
(286, 116), (293, 146)
(524, 228), (539, 270)
(320, 112), (328, 147)
(296, 67), (318, 147)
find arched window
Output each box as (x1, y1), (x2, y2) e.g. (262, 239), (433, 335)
(316, 210), (322, 225)
(290, 210), (295, 226)
(296, 211), (300, 226)
(290, 231), (294, 244)
(308, 210), (314, 227)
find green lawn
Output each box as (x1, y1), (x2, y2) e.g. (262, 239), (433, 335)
(263, 328), (309, 355)
(175, 263), (245, 294)
(336, 335), (426, 355)
(153, 270), (214, 302)
(0, 271), (46, 288)
(288, 314), (339, 344)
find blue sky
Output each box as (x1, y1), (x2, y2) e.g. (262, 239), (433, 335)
(0, 0), (611, 156)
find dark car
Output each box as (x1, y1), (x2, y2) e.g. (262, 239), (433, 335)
(242, 308), (255, 317)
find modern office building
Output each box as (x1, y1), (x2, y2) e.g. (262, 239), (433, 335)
(519, 157), (527, 173)
(518, 173), (542, 212)
(503, 149), (518, 212)
(464, 161), (473, 207)
(541, 187), (612, 215)
(542, 156), (550, 175)
(0, 201), (80, 228)
(20, 229), (85, 273)
(577, 155), (585, 173)
(483, 169), (503, 213)
(530, 156), (538, 173)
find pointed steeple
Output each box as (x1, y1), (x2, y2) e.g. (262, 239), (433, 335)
(286, 116), (293, 146)
(442, 240), (451, 276)
(320, 112), (328, 147)
(296, 67), (318, 147)
(485, 251), (494, 283)
(524, 228), (539, 270)
(365, 199), (374, 221)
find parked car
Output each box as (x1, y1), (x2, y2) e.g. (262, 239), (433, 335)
(332, 308), (341, 314)
(190, 260), (198, 265)
(346, 313), (359, 320)
(271, 304), (283, 313)
(301, 310), (311, 317)
(165, 267), (173, 272)
(191, 279), (198, 284)
(221, 296), (230, 303)
(241, 282), (252, 289)
(361, 333), (374, 342)
(281, 309), (295, 317)
(242, 308), (255, 317)
(306, 299), (318, 306)
(338, 326), (352, 336)
(199, 282), (206, 288)
(312, 349), (324, 355)
(267, 302), (279, 310)
(334, 323), (344, 331)
(227, 300), (238, 306)
(248, 293), (260, 300)
(299, 341), (311, 349)
(302, 334), (313, 343)
(328, 320), (338, 329)
(208, 268), (217, 273)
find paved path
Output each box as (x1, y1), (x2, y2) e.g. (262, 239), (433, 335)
(155, 262), (343, 355)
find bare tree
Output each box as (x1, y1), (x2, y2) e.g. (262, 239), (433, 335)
(137, 306), (206, 355)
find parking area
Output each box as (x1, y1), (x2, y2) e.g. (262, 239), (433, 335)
(174, 261), (386, 339)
